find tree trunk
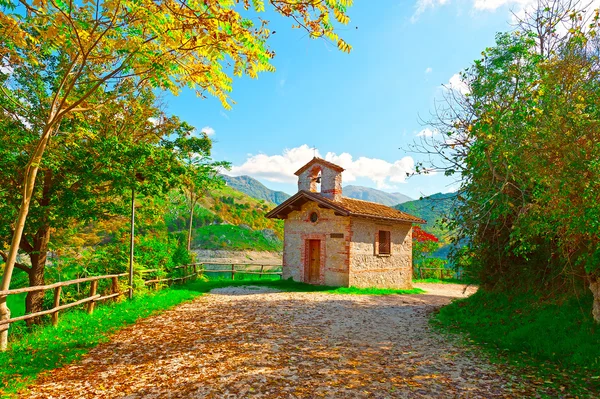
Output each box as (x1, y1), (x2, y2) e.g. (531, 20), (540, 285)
(24, 227), (51, 325)
(187, 202), (195, 252)
(590, 276), (600, 323)
(0, 125), (55, 350)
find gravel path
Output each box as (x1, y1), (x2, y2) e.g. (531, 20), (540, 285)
(21, 284), (558, 398)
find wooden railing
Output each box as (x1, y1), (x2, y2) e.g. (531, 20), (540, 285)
(414, 267), (461, 280)
(0, 262), (283, 345)
(142, 264), (199, 289)
(197, 262), (283, 280)
(0, 273), (127, 331)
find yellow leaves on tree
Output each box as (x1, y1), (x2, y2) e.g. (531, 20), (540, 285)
(0, 0), (354, 349)
(2, 0), (353, 111)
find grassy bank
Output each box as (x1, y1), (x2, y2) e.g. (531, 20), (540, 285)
(0, 284), (201, 396)
(199, 278), (425, 295)
(433, 290), (600, 395)
(413, 278), (467, 284)
(193, 224), (282, 251)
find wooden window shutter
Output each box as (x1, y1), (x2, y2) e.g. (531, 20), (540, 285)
(374, 230), (379, 255)
(378, 230), (391, 255)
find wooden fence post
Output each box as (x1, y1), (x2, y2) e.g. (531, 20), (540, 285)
(193, 264), (197, 279)
(87, 280), (98, 314)
(259, 265), (264, 279)
(51, 286), (62, 326)
(231, 264), (235, 280)
(111, 277), (119, 302)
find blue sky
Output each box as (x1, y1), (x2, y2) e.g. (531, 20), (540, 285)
(165, 0), (527, 199)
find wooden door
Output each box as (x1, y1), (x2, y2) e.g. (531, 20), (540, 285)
(307, 240), (321, 284)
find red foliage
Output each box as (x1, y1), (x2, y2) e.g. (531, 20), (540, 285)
(413, 225), (439, 243)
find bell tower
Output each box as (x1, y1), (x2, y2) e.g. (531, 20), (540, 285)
(294, 157), (344, 202)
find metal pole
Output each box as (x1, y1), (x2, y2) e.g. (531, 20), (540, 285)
(128, 187), (135, 299)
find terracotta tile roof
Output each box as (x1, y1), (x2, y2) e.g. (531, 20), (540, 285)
(266, 190), (425, 224)
(294, 157), (345, 176)
(324, 196), (426, 224)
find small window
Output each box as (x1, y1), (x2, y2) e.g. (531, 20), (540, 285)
(378, 230), (391, 255)
(310, 212), (319, 223)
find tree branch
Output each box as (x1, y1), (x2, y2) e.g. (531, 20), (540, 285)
(0, 250), (30, 273)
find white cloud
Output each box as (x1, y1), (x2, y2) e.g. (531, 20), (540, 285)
(229, 145), (318, 183)
(411, 0), (592, 22)
(201, 126), (215, 136)
(416, 128), (439, 137)
(411, 0), (535, 21)
(411, 0), (450, 22)
(472, 0), (532, 11)
(229, 145), (416, 189)
(447, 73), (470, 95)
(445, 183), (461, 193)
(425, 67), (433, 74)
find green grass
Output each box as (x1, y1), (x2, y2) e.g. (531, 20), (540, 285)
(5, 269), (29, 333)
(6, 293), (26, 319)
(196, 277), (424, 295)
(193, 224), (282, 251)
(433, 290), (600, 395)
(4, 268), (28, 321)
(8, 268), (29, 290)
(414, 278), (467, 284)
(0, 284), (202, 396)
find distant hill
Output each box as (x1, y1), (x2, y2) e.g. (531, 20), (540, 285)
(343, 185), (412, 206)
(165, 184), (284, 252)
(395, 192), (456, 240)
(221, 175), (290, 205)
(219, 176), (413, 208)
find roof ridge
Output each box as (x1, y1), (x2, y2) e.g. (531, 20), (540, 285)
(294, 157), (345, 176)
(266, 190), (425, 223)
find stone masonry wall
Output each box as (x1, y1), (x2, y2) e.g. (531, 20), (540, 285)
(348, 219), (413, 289)
(282, 202), (350, 286)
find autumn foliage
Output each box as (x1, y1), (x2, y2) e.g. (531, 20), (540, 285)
(412, 225), (439, 243)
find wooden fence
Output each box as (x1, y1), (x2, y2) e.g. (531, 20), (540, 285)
(0, 273), (127, 332)
(142, 264), (199, 289)
(0, 262), (283, 340)
(414, 267), (462, 280)
(198, 262), (283, 280)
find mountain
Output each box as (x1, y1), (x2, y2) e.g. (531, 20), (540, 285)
(165, 184), (284, 252)
(220, 176), (414, 208)
(221, 175), (290, 205)
(343, 185), (412, 206)
(394, 192), (456, 240)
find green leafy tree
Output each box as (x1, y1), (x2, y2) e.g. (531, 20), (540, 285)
(415, 2), (600, 320)
(0, 0), (353, 347)
(178, 140), (230, 252)
(0, 79), (213, 323)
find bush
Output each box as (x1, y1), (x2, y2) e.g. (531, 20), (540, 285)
(434, 290), (600, 373)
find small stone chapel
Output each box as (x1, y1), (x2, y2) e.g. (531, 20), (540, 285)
(266, 157), (425, 289)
